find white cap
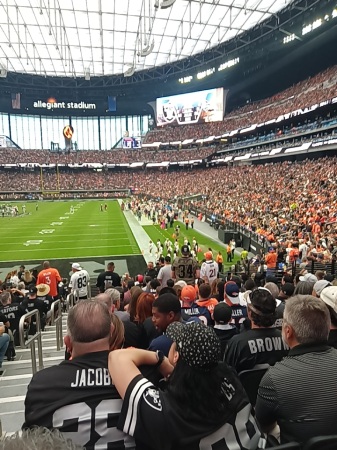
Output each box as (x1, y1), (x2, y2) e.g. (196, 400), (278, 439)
(72, 263), (82, 270)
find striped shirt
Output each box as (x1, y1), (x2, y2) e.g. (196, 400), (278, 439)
(256, 343), (337, 444)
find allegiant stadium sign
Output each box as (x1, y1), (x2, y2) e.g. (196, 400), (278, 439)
(33, 99), (96, 110)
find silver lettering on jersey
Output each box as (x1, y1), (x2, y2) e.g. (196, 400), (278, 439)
(71, 368), (112, 388)
(248, 337), (289, 354)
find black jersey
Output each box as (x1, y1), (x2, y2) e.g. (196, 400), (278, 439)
(0, 303), (25, 333)
(96, 271), (121, 292)
(21, 297), (48, 317)
(225, 328), (289, 375)
(118, 372), (262, 450)
(24, 350), (134, 450)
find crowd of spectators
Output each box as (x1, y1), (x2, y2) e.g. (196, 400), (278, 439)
(144, 65), (337, 143)
(0, 146), (213, 165)
(1, 157), (337, 257)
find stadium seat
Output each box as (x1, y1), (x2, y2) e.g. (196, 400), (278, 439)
(302, 435), (337, 450)
(238, 364), (269, 405)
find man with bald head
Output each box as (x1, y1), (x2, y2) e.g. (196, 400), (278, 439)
(23, 300), (134, 449)
(36, 260), (62, 299)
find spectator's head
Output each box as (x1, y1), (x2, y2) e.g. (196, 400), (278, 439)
(315, 270), (325, 281)
(104, 288), (121, 311)
(247, 288), (276, 327)
(180, 285), (196, 306)
(198, 283), (212, 300)
(28, 284), (38, 298)
(107, 262), (115, 271)
(136, 292), (155, 324)
(313, 280), (331, 298)
(0, 291), (11, 306)
(224, 281), (240, 305)
(165, 322), (227, 420)
(282, 274), (293, 285)
(282, 295), (330, 348)
(158, 286), (177, 296)
(181, 245), (190, 256)
(173, 280), (187, 298)
(264, 282), (280, 300)
(279, 283), (295, 299)
(94, 293), (112, 311)
(42, 261), (50, 269)
(293, 281), (315, 296)
(166, 278), (174, 288)
(213, 302), (232, 325)
(0, 427), (84, 450)
(65, 300), (113, 358)
(320, 286), (337, 328)
(244, 278), (256, 291)
(165, 256), (171, 264)
(152, 293), (181, 332)
(128, 286), (143, 322)
(299, 273), (318, 283)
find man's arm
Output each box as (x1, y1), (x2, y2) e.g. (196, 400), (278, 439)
(255, 371), (279, 433)
(109, 348), (173, 399)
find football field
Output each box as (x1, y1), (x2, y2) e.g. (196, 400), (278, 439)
(0, 200), (140, 262)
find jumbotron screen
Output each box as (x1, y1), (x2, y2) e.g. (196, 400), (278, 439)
(156, 87), (224, 126)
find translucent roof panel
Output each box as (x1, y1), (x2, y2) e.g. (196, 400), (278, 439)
(0, 0), (294, 77)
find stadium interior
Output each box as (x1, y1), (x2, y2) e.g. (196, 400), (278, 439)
(0, 0), (337, 447)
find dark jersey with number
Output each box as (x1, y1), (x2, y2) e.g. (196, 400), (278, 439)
(172, 256), (199, 285)
(118, 371), (262, 450)
(96, 271), (121, 292)
(0, 303), (25, 334)
(23, 350), (135, 450)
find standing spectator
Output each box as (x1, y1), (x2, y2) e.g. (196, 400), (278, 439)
(226, 243), (232, 262)
(171, 245), (199, 286)
(96, 262), (121, 292)
(157, 256), (172, 288)
(69, 263), (90, 300)
(37, 261), (62, 299)
(200, 251), (219, 285)
(215, 251), (223, 274)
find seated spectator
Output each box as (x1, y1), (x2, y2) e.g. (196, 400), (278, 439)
(23, 300), (131, 448)
(223, 281), (247, 328)
(108, 322), (262, 450)
(213, 302), (238, 358)
(225, 288), (288, 376)
(320, 286), (337, 348)
(148, 293), (182, 356)
(196, 283), (218, 315)
(180, 285), (211, 325)
(256, 295), (337, 444)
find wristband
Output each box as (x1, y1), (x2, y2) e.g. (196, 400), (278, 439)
(154, 350), (165, 368)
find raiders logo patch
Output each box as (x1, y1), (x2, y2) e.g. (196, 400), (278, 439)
(143, 388), (162, 411)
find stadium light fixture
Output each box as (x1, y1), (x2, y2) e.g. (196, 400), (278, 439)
(160, 0), (176, 9)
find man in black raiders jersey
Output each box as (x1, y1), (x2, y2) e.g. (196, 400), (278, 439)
(21, 285), (48, 333)
(0, 291), (25, 347)
(23, 300), (134, 450)
(109, 322), (262, 450)
(225, 288), (289, 404)
(96, 262), (121, 293)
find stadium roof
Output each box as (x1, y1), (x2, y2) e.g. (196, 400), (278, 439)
(0, 0), (294, 78)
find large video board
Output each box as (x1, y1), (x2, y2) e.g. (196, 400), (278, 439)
(156, 87), (224, 126)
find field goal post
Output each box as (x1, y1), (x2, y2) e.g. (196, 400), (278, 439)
(40, 164), (61, 196)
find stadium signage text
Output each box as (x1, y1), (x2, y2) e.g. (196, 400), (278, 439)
(33, 100), (97, 110)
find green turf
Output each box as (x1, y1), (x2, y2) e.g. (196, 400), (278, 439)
(143, 223), (238, 270)
(0, 200), (140, 262)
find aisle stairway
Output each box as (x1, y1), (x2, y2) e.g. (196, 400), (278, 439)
(0, 313), (68, 434)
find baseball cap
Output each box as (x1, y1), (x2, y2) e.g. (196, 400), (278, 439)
(72, 263), (82, 270)
(166, 322), (221, 371)
(299, 273), (318, 283)
(281, 283), (295, 297)
(224, 281), (240, 304)
(204, 251), (213, 260)
(181, 285), (196, 304)
(29, 285), (37, 295)
(321, 286), (337, 313)
(213, 303), (232, 324)
(313, 280), (331, 297)
(174, 280), (187, 288)
(181, 245), (190, 255)
(36, 283), (50, 297)
(247, 287), (276, 315)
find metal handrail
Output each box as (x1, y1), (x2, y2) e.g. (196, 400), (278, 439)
(19, 309), (43, 375)
(51, 299), (63, 351)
